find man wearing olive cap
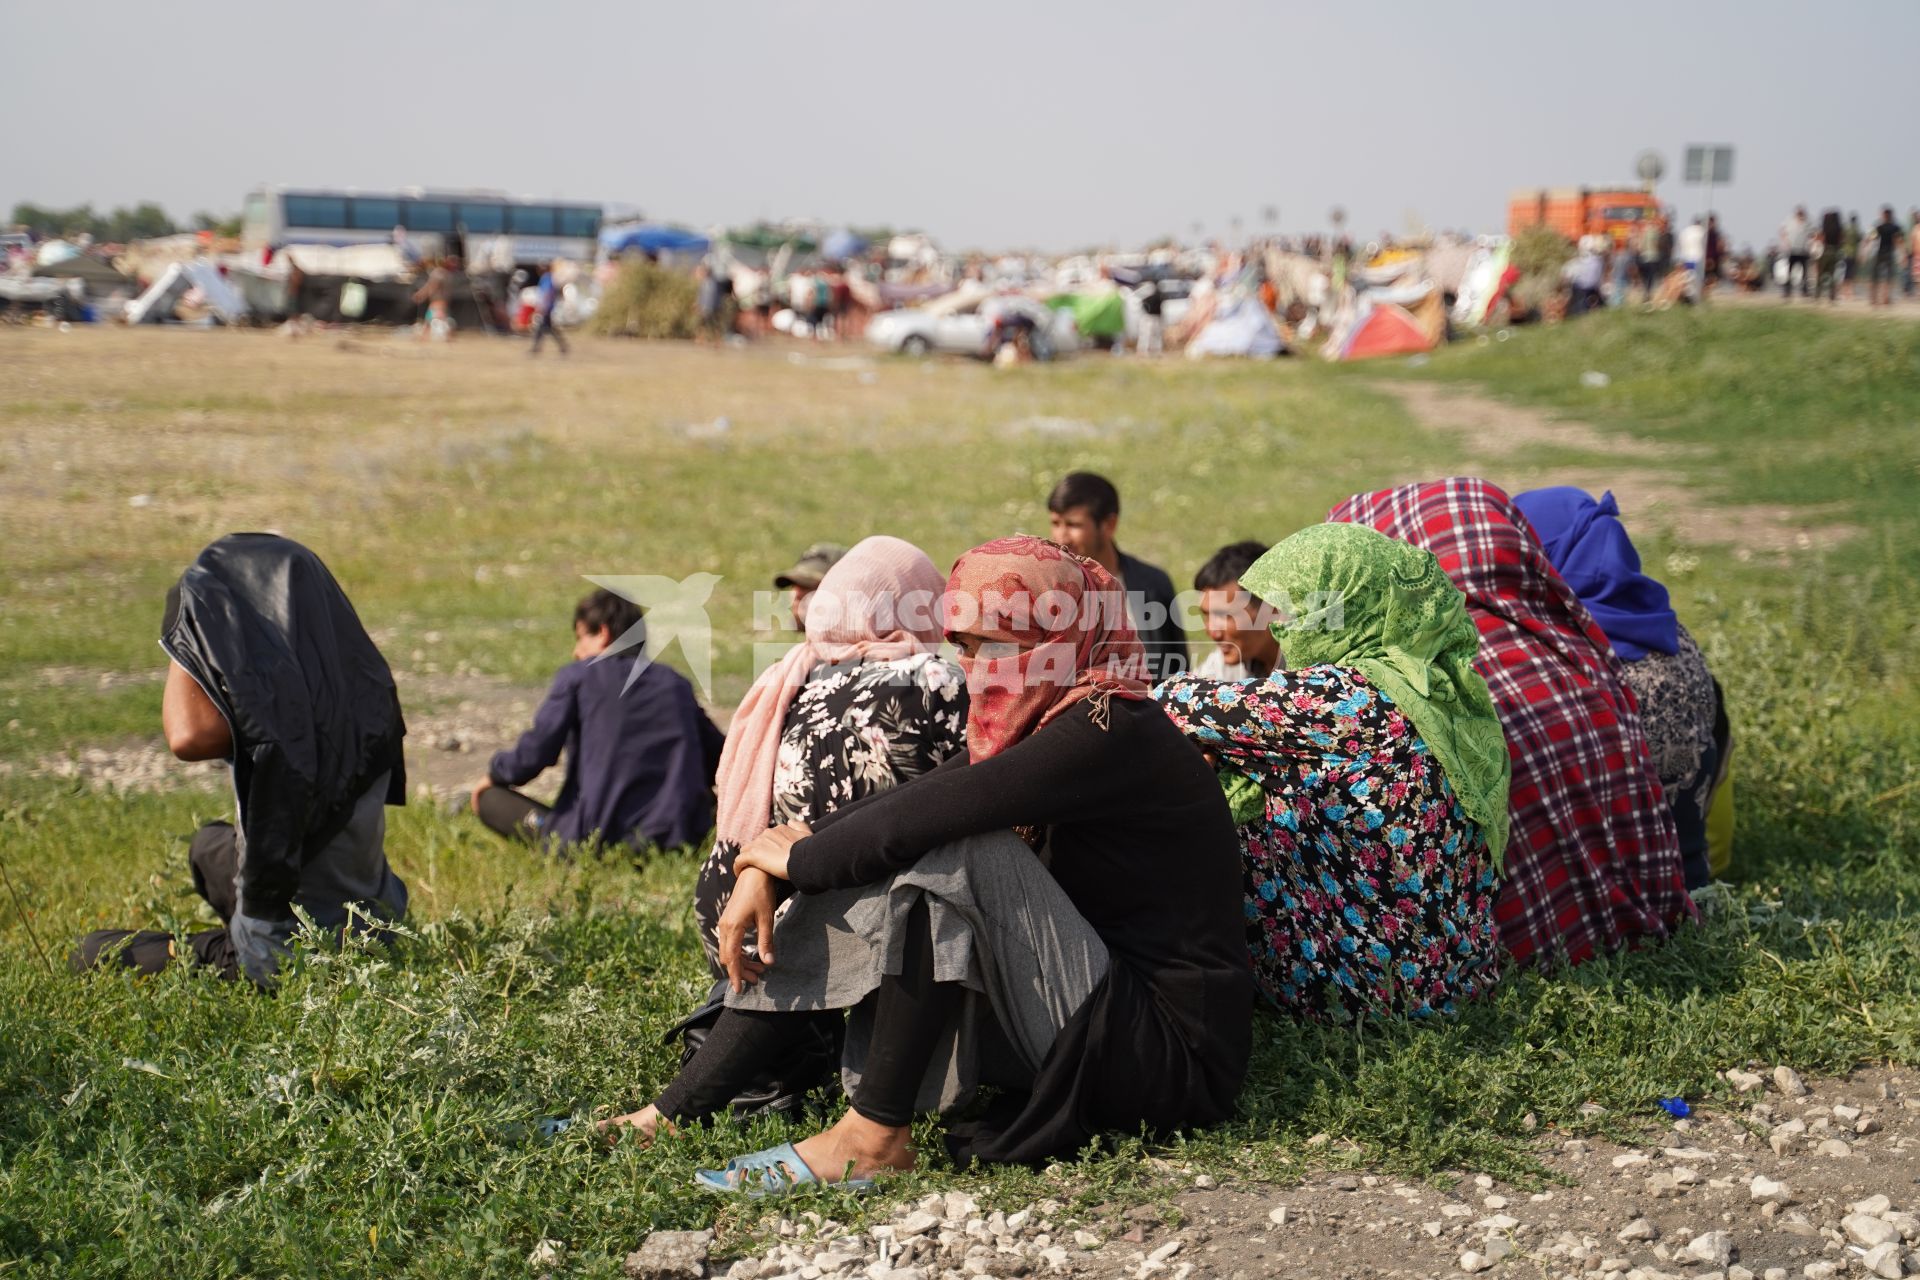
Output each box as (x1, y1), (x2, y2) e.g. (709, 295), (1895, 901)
(775, 542), (849, 629)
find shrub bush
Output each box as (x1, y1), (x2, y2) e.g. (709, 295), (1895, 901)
(588, 258), (698, 340)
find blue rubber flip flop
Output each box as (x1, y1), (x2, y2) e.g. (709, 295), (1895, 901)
(693, 1141), (875, 1198)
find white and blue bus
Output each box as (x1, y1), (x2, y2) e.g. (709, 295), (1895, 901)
(239, 185), (604, 269)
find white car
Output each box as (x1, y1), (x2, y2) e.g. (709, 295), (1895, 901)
(866, 296), (1077, 360)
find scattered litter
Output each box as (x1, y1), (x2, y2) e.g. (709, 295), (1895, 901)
(1657, 1097), (1692, 1118)
(1004, 416), (1099, 438)
(128, 494), (153, 508)
(122, 1058), (171, 1078)
(1580, 370), (1612, 388)
(682, 416), (732, 441)
(1405, 353), (1431, 367)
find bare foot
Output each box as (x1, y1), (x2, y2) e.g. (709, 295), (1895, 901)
(788, 1109), (916, 1185)
(597, 1103), (676, 1146)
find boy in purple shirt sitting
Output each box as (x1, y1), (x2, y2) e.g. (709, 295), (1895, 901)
(472, 589), (725, 853)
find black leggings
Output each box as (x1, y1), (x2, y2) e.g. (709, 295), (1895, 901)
(70, 823), (243, 978)
(475, 785), (552, 843)
(654, 896), (957, 1128)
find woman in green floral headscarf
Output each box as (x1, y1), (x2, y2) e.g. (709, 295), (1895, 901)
(1153, 523), (1509, 1020)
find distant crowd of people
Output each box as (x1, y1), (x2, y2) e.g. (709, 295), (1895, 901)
(1771, 205), (1916, 306)
(75, 467), (1729, 1194)
(1566, 203), (1920, 313)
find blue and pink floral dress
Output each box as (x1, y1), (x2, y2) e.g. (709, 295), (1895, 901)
(1154, 666), (1500, 1020)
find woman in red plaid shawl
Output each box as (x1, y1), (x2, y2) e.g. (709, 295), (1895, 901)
(1329, 478), (1692, 968)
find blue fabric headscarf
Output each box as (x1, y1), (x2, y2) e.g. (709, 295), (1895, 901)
(1512, 487), (1679, 660)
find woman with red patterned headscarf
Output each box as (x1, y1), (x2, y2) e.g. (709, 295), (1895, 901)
(1328, 478), (1691, 970)
(605, 536), (1250, 1194)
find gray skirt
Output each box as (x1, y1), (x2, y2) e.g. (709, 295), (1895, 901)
(726, 830), (1110, 1115)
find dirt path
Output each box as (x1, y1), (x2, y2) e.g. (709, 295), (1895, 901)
(1710, 291), (1920, 324)
(1374, 382), (1855, 561)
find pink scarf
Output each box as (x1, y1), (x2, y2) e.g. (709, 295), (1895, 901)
(712, 535), (947, 851)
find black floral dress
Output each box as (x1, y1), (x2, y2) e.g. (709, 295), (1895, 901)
(1153, 666), (1500, 1021)
(694, 653), (968, 974)
(1619, 624), (1726, 889)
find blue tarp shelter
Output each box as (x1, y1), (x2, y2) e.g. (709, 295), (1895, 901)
(600, 223), (711, 256)
(820, 229), (869, 262)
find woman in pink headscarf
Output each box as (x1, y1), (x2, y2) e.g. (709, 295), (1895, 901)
(691, 535), (966, 973)
(601, 536), (968, 1124)
(607, 536), (1249, 1197)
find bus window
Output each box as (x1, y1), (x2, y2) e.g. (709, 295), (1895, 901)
(406, 200), (456, 233)
(460, 203), (505, 234)
(351, 197), (402, 230)
(558, 207), (600, 238)
(284, 195), (348, 229)
(509, 205), (556, 235)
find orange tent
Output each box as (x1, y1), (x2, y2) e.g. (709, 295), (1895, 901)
(1331, 302), (1433, 360)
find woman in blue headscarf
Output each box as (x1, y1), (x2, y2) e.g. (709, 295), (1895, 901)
(1512, 487), (1730, 889)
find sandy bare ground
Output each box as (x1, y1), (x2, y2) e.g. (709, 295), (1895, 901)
(1373, 382), (1855, 561)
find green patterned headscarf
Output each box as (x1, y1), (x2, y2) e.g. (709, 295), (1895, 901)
(1240, 523), (1512, 867)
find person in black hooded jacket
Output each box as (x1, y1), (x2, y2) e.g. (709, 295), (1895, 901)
(72, 534), (410, 985)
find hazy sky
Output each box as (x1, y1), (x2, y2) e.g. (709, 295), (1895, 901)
(7, 1), (1915, 252)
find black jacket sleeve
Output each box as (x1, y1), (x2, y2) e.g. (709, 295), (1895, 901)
(696, 707), (727, 786)
(787, 702), (1145, 894)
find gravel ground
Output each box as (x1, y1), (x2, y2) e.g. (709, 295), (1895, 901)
(631, 1067), (1920, 1280)
(5, 668), (742, 808)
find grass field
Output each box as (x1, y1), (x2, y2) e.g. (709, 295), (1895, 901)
(2, 314), (1918, 1277)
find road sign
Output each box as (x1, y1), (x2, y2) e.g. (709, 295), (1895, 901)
(1636, 150), (1665, 184)
(1680, 144), (1734, 304)
(1683, 145), (1734, 185)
